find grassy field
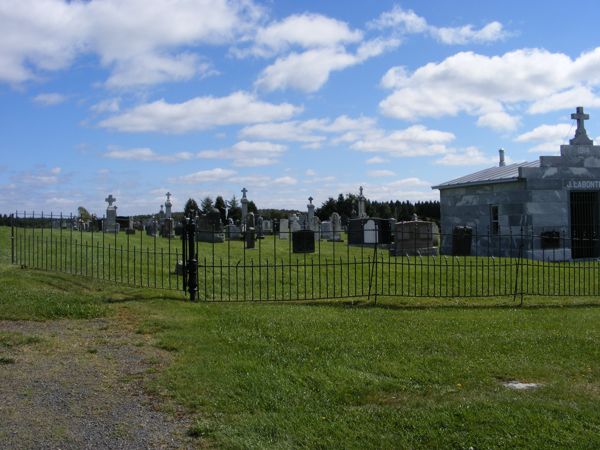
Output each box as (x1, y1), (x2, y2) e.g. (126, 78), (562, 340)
(4, 225), (600, 302)
(2, 222), (600, 448)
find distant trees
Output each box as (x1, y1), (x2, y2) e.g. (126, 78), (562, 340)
(77, 206), (91, 222)
(214, 196), (227, 223)
(315, 194), (440, 222)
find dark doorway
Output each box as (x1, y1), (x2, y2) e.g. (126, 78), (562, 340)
(570, 191), (600, 258)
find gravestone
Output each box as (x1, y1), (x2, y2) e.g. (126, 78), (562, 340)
(307, 197), (316, 231)
(241, 187), (248, 227)
(146, 218), (158, 237)
(290, 214), (301, 233)
(262, 219), (273, 235)
(320, 221), (333, 240)
(256, 216), (265, 239)
(164, 192), (173, 218)
(161, 218), (175, 238)
(292, 230), (315, 253)
(357, 186), (367, 218)
(245, 212), (256, 249)
(390, 220), (438, 256)
(196, 208), (225, 243)
(225, 223), (241, 240)
(126, 216), (136, 235)
(103, 194), (120, 233)
(279, 218), (289, 239)
(364, 219), (378, 245)
(330, 212), (343, 242)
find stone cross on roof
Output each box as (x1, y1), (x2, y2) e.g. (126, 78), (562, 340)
(570, 106), (593, 145)
(241, 187), (248, 199)
(105, 194), (116, 207)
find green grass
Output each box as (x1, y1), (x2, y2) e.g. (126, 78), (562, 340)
(3, 227), (600, 447)
(128, 299), (600, 449)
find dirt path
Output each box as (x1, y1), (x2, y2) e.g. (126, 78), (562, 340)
(0, 317), (195, 450)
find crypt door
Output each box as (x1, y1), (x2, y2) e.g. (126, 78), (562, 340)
(570, 191), (600, 258)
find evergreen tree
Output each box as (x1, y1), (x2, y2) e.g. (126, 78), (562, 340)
(184, 198), (199, 218)
(214, 195), (227, 223)
(200, 196), (214, 213)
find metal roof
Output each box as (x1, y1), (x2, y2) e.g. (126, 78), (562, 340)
(432, 160), (540, 190)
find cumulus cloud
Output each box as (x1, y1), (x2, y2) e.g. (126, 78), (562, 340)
(103, 147), (194, 162)
(0, 0), (262, 86)
(174, 168), (236, 184)
(366, 156), (388, 164)
(248, 13), (362, 57)
(379, 48), (600, 130)
(351, 125), (455, 156)
(198, 140), (287, 167)
(256, 38), (399, 92)
(367, 169), (395, 177)
(435, 147), (497, 166)
(369, 5), (507, 45)
(240, 115), (376, 144)
(99, 91), (300, 133)
(515, 123), (574, 153)
(33, 92), (66, 106)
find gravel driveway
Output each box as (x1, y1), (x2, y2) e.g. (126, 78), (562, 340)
(0, 318), (196, 449)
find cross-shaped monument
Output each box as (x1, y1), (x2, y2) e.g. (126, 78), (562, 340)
(359, 186), (364, 197)
(570, 106), (593, 145)
(105, 194), (116, 207)
(308, 196), (313, 205)
(241, 187), (248, 199)
(166, 192), (172, 202)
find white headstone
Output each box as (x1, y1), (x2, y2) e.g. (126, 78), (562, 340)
(290, 214), (301, 233)
(320, 221), (333, 240)
(279, 218), (289, 239)
(364, 219), (378, 244)
(331, 212), (342, 241)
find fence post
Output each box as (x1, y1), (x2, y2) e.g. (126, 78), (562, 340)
(513, 226), (524, 306)
(367, 222), (378, 304)
(10, 213), (15, 264)
(187, 218), (198, 302)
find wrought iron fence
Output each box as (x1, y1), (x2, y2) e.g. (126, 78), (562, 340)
(5, 211), (600, 303)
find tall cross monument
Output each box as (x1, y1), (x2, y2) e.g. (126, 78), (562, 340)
(570, 106), (593, 145)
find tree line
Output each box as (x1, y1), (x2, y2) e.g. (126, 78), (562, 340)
(182, 193), (440, 224)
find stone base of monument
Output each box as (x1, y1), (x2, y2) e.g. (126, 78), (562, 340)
(390, 221), (438, 257)
(292, 230), (315, 253)
(245, 228), (256, 249)
(196, 230), (225, 243)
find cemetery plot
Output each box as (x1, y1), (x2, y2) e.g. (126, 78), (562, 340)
(7, 215), (600, 302)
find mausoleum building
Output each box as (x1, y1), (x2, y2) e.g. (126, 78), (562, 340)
(433, 107), (600, 260)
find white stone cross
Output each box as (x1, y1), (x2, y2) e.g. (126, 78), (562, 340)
(105, 194), (116, 207)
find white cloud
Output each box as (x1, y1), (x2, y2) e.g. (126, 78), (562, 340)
(515, 123), (574, 153)
(351, 125), (455, 156)
(250, 13), (362, 57)
(528, 86), (600, 114)
(0, 0), (262, 86)
(273, 176), (297, 186)
(198, 140), (287, 167)
(366, 156), (388, 164)
(174, 168), (236, 184)
(240, 115), (376, 143)
(99, 91), (300, 133)
(435, 146), (497, 166)
(91, 98), (120, 114)
(33, 93), (66, 106)
(367, 169), (395, 177)
(305, 169), (316, 176)
(369, 5), (507, 45)
(379, 48), (600, 129)
(103, 147), (194, 162)
(255, 39), (399, 92)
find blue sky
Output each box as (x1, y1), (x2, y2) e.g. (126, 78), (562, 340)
(2, 0), (600, 216)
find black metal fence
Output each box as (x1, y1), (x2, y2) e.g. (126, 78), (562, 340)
(5, 212), (600, 303)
